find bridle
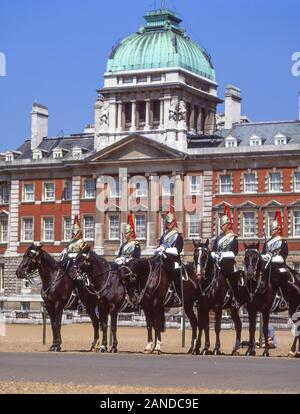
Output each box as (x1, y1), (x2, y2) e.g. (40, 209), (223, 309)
(244, 248), (260, 282)
(21, 249), (42, 286)
(195, 246), (209, 279)
(244, 248), (263, 302)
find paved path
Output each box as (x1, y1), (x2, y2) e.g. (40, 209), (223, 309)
(0, 352), (299, 393)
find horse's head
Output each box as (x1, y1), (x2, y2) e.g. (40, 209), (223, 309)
(244, 242), (261, 281)
(68, 245), (92, 280)
(16, 244), (43, 279)
(193, 239), (210, 279)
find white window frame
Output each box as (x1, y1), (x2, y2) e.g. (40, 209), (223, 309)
(23, 183), (35, 202)
(0, 264), (4, 292)
(293, 172), (300, 192)
(243, 211), (256, 238)
(0, 218), (8, 243)
(161, 177), (175, 196)
(135, 214), (146, 240)
(63, 180), (72, 201)
(219, 175), (232, 194)
(190, 176), (201, 195)
(274, 133), (287, 146)
(249, 137), (262, 146)
(225, 137), (237, 148)
(83, 216), (95, 240)
(269, 172), (281, 193)
(187, 213), (201, 239)
(43, 182), (55, 202)
(42, 217), (54, 242)
(109, 214), (120, 240)
(84, 178), (96, 199)
(63, 217), (72, 241)
(244, 173), (257, 194)
(0, 183), (9, 204)
(22, 217), (34, 242)
(109, 179), (120, 198)
(136, 181), (148, 197)
(293, 211), (300, 237)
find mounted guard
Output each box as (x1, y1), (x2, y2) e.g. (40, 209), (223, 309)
(59, 215), (89, 273)
(154, 205), (184, 306)
(211, 205), (241, 308)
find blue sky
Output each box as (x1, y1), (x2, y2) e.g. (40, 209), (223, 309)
(0, 0), (299, 151)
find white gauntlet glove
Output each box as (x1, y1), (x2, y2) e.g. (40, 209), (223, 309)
(211, 252), (219, 263)
(115, 256), (126, 265)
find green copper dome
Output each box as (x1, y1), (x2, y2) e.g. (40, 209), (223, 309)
(107, 9), (216, 82)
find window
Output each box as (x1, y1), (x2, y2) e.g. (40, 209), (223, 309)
(125, 102), (132, 127)
(249, 136), (262, 146)
(274, 134), (287, 146)
(243, 212), (256, 238)
(42, 217), (54, 242)
(109, 179), (120, 197)
(22, 218), (34, 242)
(0, 218), (8, 243)
(151, 74), (162, 82)
(294, 172), (300, 192)
(190, 176), (201, 195)
(220, 175), (232, 194)
(138, 101), (146, 126)
(0, 264), (4, 291)
(187, 214), (200, 239)
(123, 77), (134, 84)
(0, 183), (9, 204)
(152, 100), (160, 125)
(109, 215), (120, 240)
(21, 302), (30, 311)
(63, 180), (72, 201)
(135, 215), (146, 240)
(84, 178), (96, 199)
(43, 182), (55, 201)
(32, 151), (43, 160)
(72, 148), (83, 159)
(136, 181), (148, 197)
(137, 76), (147, 83)
(293, 212), (300, 237)
(161, 177), (175, 196)
(269, 172), (281, 192)
(225, 137), (237, 148)
(244, 173), (257, 193)
(63, 217), (72, 241)
(84, 216), (94, 240)
(23, 183), (35, 202)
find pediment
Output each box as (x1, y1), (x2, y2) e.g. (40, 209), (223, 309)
(262, 199), (284, 208)
(238, 200), (257, 209)
(88, 135), (185, 163)
(213, 201), (233, 210)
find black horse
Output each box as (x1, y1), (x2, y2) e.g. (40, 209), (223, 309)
(123, 253), (200, 354)
(16, 244), (100, 352)
(244, 243), (300, 357)
(193, 239), (247, 356)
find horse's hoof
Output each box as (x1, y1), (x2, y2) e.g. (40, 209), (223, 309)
(99, 345), (107, 353)
(109, 347), (118, 353)
(143, 349), (151, 354)
(154, 349), (161, 355)
(192, 349), (200, 355)
(245, 348), (256, 356)
(262, 350), (270, 357)
(288, 351), (296, 358)
(296, 352), (300, 358)
(53, 346), (61, 352)
(231, 350), (240, 356)
(213, 349), (221, 356)
(187, 347), (193, 354)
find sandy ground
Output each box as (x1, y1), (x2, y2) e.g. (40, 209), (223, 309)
(0, 324), (297, 394)
(0, 323), (295, 356)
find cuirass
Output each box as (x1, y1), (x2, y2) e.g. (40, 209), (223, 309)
(218, 233), (234, 252)
(162, 230), (178, 246)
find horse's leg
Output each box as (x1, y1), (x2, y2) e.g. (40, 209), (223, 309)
(153, 303), (164, 354)
(230, 307), (242, 356)
(143, 306), (154, 353)
(213, 308), (222, 355)
(203, 307), (211, 354)
(51, 302), (64, 352)
(97, 310), (108, 353)
(198, 305), (210, 355)
(246, 309), (257, 356)
(262, 310), (270, 357)
(288, 337), (298, 357)
(297, 337), (300, 357)
(86, 304), (100, 352)
(109, 310), (118, 353)
(185, 302), (198, 354)
(46, 304), (57, 352)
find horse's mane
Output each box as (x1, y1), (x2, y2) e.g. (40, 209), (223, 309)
(90, 250), (110, 268)
(41, 249), (59, 269)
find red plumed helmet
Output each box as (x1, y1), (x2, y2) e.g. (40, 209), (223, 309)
(272, 210), (283, 235)
(126, 212), (136, 239)
(166, 204), (178, 228)
(221, 205), (233, 228)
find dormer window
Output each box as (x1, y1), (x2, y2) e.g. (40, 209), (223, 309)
(53, 148), (68, 159)
(72, 148), (83, 159)
(225, 136), (237, 148)
(274, 133), (287, 146)
(3, 151), (21, 161)
(249, 134), (262, 147)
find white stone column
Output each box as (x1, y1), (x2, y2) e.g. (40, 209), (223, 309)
(174, 173), (184, 234)
(71, 176), (81, 221)
(94, 176), (105, 255)
(145, 175), (159, 254)
(130, 101), (136, 132)
(108, 100), (117, 134)
(145, 100), (150, 130)
(6, 180), (19, 255)
(159, 100), (164, 129)
(117, 103), (122, 132)
(202, 171), (213, 239)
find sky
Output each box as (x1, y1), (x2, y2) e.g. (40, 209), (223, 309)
(0, 0), (299, 152)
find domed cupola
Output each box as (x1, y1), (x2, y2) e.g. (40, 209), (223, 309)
(107, 9), (216, 82)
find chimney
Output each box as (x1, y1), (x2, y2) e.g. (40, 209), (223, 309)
(31, 103), (48, 150)
(224, 85), (241, 129)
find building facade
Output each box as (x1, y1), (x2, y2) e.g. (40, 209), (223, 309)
(1, 8), (300, 309)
